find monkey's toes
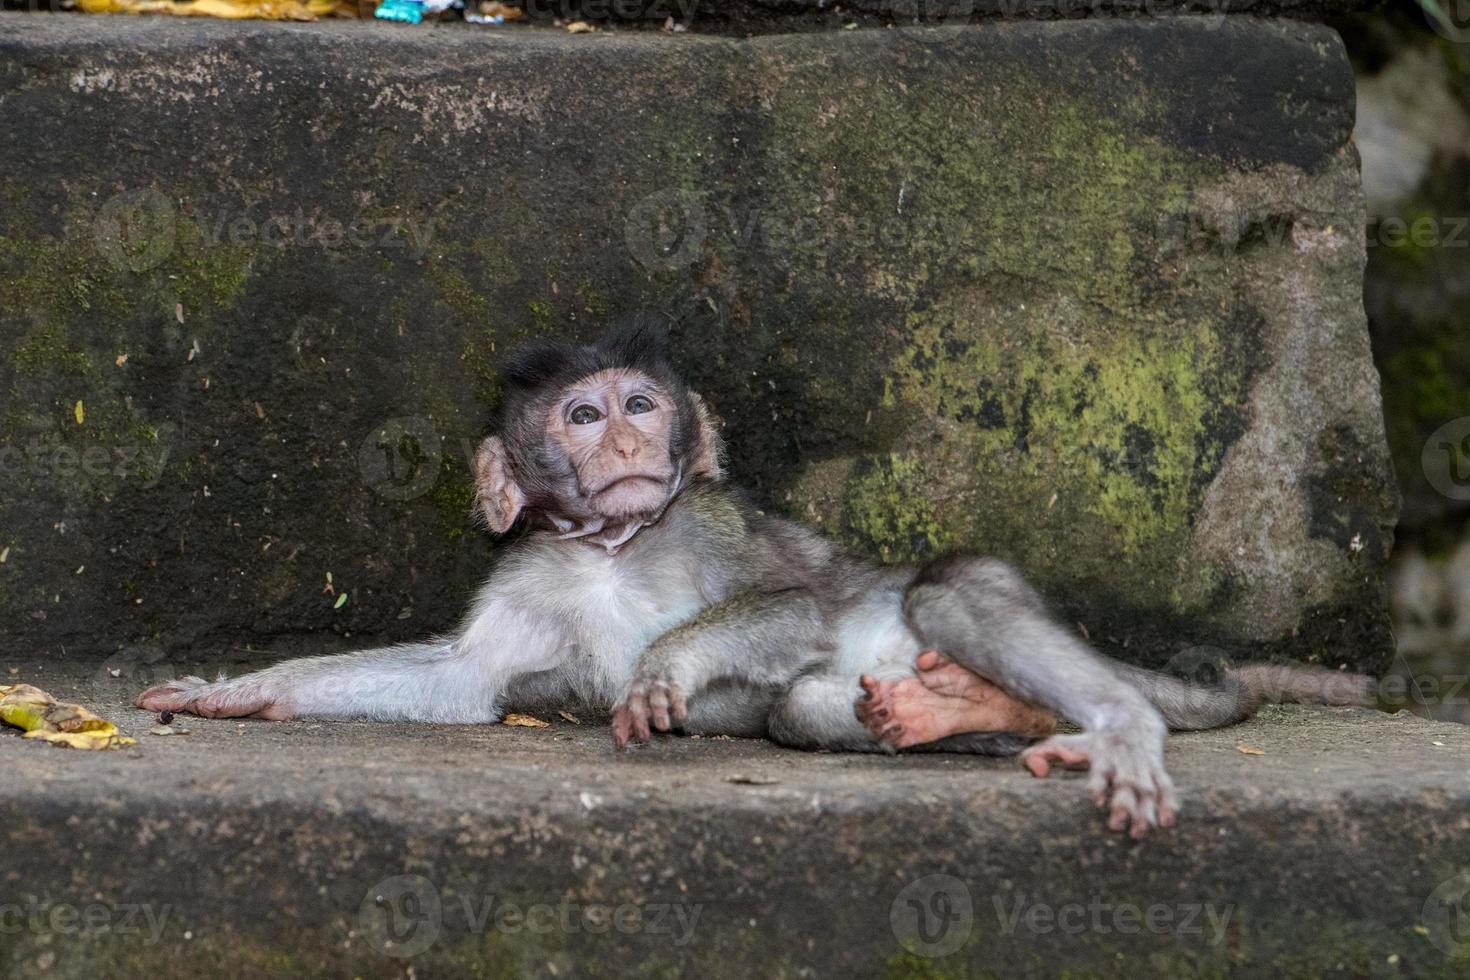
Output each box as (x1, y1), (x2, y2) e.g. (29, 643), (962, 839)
(136, 676), (207, 712)
(1024, 734), (1178, 837)
(1021, 739), (1091, 778)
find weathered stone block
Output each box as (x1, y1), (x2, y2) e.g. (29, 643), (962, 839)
(2, 661), (1469, 978)
(0, 15), (1395, 672)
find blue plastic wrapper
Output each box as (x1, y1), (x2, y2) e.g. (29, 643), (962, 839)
(374, 0), (423, 22)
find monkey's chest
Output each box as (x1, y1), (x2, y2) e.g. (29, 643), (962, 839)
(545, 552), (710, 683)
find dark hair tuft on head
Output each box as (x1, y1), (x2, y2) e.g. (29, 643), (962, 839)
(501, 340), (577, 391)
(595, 314), (671, 374)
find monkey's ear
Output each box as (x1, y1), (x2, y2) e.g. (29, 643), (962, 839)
(688, 392), (726, 482)
(472, 436), (526, 534)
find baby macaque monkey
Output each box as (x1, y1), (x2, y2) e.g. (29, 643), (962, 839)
(139, 316), (1373, 837)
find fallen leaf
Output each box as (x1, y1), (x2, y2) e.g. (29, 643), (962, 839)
(115, 353), (129, 367)
(502, 713), (551, 728)
(73, 400), (85, 425)
(175, 302), (184, 324)
(558, 710), (581, 724)
(1235, 744), (1266, 756)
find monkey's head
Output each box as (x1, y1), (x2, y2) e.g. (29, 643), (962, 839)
(472, 316), (724, 540)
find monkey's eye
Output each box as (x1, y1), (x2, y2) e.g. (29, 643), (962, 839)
(625, 395), (655, 415)
(569, 405), (603, 425)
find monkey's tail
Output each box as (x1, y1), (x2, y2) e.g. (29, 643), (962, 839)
(1110, 661), (1376, 731)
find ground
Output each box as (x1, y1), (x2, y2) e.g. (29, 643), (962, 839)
(2, 655), (1468, 978)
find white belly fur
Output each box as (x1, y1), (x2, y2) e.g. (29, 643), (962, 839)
(830, 588), (923, 680)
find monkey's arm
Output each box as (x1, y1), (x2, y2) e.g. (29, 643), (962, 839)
(137, 589), (566, 722)
(613, 588), (825, 745)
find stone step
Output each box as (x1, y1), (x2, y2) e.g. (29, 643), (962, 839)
(1, 657), (1467, 978)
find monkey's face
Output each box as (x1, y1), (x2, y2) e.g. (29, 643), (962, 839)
(549, 367), (679, 521)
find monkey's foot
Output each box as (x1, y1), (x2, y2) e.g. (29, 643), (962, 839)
(1021, 730), (1178, 838)
(136, 676), (294, 720)
(855, 651), (1057, 750)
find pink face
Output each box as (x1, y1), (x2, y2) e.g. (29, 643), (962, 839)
(549, 368), (678, 521)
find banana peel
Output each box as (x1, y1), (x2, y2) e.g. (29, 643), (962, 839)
(77, 0), (348, 21)
(0, 684), (137, 750)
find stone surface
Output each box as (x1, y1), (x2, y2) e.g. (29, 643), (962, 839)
(451, 0), (1374, 33)
(0, 16), (1395, 672)
(1, 656), (1468, 978)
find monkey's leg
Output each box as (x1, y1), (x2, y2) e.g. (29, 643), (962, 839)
(613, 588), (825, 746)
(136, 642), (474, 721)
(137, 594), (565, 722)
(903, 557), (1177, 837)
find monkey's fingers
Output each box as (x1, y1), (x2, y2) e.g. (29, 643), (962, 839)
(648, 686), (672, 731)
(611, 705), (634, 748)
(135, 676), (208, 712)
(625, 692), (653, 742)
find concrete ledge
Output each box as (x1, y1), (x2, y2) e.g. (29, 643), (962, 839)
(1, 657), (1468, 977)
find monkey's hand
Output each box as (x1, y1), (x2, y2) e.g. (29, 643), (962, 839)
(612, 666), (689, 747)
(137, 675), (294, 720)
(1020, 730), (1178, 838)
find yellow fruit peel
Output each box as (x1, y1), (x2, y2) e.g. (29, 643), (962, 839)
(0, 684), (137, 750)
(77, 0), (344, 21)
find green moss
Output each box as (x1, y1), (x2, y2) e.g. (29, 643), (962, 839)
(884, 950), (982, 980)
(429, 262), (492, 324)
(172, 219), (254, 313)
(13, 323), (91, 376)
(527, 297), (558, 331)
(428, 450), (478, 541)
(844, 453), (955, 562)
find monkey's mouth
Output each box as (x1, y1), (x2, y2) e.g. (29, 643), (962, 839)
(591, 474), (669, 496)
